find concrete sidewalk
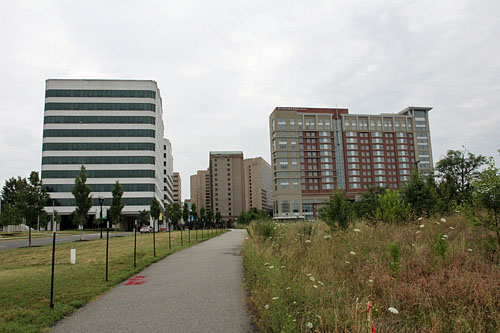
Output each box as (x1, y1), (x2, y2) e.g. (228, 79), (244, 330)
(51, 229), (255, 333)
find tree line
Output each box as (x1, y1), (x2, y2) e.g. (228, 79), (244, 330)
(320, 148), (500, 245)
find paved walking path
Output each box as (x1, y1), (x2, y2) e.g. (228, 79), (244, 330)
(51, 229), (255, 333)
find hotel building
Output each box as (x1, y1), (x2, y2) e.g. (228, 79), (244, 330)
(269, 106), (433, 219)
(41, 79), (172, 229)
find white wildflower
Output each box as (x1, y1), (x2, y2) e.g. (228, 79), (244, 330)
(419, 224), (425, 228)
(412, 243), (415, 247)
(305, 239), (312, 243)
(350, 251), (357, 256)
(449, 227), (455, 230)
(313, 284), (318, 288)
(306, 273), (312, 276)
(418, 217), (423, 221)
(345, 261), (350, 264)
(281, 265), (286, 269)
(264, 304), (269, 310)
(467, 248), (473, 252)
(368, 279), (374, 284)
(306, 322), (313, 329)
(292, 319), (296, 322)
(324, 235), (332, 239)
(415, 231), (421, 234)
(316, 315), (321, 319)
(435, 221), (440, 225)
(442, 234), (448, 239)
(269, 266), (274, 269)
(272, 296), (279, 300)
(286, 287), (291, 290)
(353, 228), (361, 232)
(293, 301), (297, 305)
(309, 276), (315, 282)
(441, 218), (447, 223)
(388, 307), (399, 314)
(318, 281), (325, 286)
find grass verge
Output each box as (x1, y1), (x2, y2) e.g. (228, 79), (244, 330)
(243, 216), (500, 332)
(0, 228), (228, 332)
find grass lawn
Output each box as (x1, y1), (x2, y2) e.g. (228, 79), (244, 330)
(244, 216), (500, 332)
(0, 230), (97, 240)
(0, 228), (226, 332)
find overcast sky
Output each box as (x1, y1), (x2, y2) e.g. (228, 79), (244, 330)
(1, 0), (499, 200)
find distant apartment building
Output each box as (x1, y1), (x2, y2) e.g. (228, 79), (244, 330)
(190, 152), (273, 222)
(209, 151), (246, 221)
(172, 172), (182, 205)
(243, 157), (273, 213)
(190, 169), (211, 210)
(41, 79), (173, 229)
(269, 106), (433, 219)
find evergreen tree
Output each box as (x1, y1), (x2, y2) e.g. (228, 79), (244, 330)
(150, 197), (161, 230)
(72, 165), (93, 227)
(110, 181), (124, 225)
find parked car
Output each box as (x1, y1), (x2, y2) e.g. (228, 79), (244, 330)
(139, 225), (153, 233)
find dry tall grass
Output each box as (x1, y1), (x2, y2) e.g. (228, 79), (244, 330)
(244, 215), (500, 332)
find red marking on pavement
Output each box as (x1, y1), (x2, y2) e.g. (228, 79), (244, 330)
(125, 275), (147, 285)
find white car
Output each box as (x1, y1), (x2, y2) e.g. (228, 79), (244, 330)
(139, 226), (153, 233)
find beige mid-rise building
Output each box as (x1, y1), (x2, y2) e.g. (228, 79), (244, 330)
(190, 169), (210, 210)
(173, 172), (181, 205)
(244, 157), (273, 213)
(209, 151), (246, 221)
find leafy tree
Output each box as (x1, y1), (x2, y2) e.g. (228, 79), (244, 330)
(150, 197), (161, 231)
(72, 165), (93, 227)
(375, 189), (410, 224)
(0, 172), (48, 229)
(215, 211), (223, 227)
(190, 204), (198, 229)
(352, 187), (385, 223)
(401, 170), (439, 217)
(182, 203), (189, 226)
(472, 162), (500, 246)
(171, 203), (182, 229)
(435, 149), (487, 204)
(319, 190), (352, 231)
(199, 207), (206, 229)
(139, 209), (150, 226)
(109, 181), (124, 225)
(237, 208), (270, 225)
(54, 210), (62, 228)
(206, 210), (214, 228)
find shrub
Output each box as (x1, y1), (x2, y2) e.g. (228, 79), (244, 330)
(319, 190), (352, 230)
(375, 189), (411, 224)
(249, 219), (276, 240)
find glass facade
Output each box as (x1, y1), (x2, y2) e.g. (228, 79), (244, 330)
(43, 129), (155, 138)
(50, 197), (155, 207)
(42, 156), (155, 165)
(41, 169), (155, 179)
(42, 142), (155, 151)
(44, 103), (156, 111)
(44, 116), (155, 124)
(45, 89), (156, 98)
(43, 183), (156, 193)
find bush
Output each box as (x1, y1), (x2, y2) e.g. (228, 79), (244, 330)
(319, 190), (352, 230)
(248, 219), (276, 240)
(375, 189), (411, 224)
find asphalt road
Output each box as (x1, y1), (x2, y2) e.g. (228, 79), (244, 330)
(0, 232), (131, 251)
(51, 229), (256, 333)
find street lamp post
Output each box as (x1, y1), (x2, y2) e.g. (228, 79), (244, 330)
(98, 197), (104, 239)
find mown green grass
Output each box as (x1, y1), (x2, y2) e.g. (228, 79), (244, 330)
(244, 216), (500, 332)
(0, 228), (227, 332)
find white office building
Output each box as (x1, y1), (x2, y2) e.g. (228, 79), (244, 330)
(41, 79), (172, 229)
